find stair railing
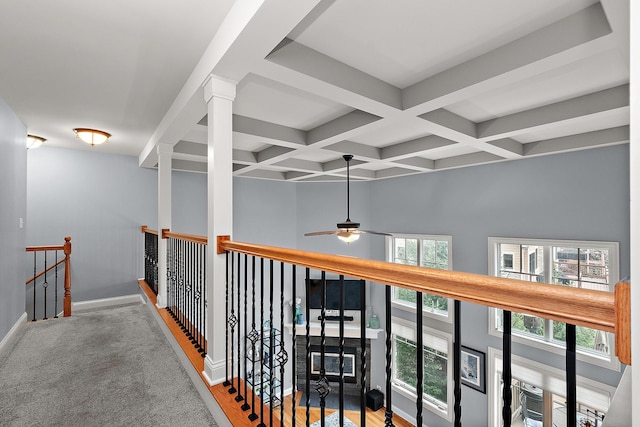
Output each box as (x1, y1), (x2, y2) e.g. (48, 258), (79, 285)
(141, 226), (159, 295)
(25, 236), (72, 320)
(216, 237), (630, 427)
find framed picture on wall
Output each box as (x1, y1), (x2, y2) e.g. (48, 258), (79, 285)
(461, 346), (486, 393)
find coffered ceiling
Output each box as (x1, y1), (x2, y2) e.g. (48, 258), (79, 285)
(0, 0), (629, 182)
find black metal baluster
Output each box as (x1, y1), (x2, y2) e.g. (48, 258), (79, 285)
(257, 258), (266, 427)
(190, 242), (195, 345)
(248, 256), (259, 421)
(305, 268), (311, 427)
(42, 251), (48, 320)
(339, 275), (345, 427)
(360, 279), (367, 427)
(291, 265), (297, 427)
(189, 241), (195, 343)
(180, 239), (185, 330)
(241, 254), (251, 411)
(228, 252), (237, 394)
(567, 324), (577, 427)
(384, 285), (394, 427)
(416, 292), (423, 427)
(454, 300), (462, 427)
(502, 311), (512, 427)
(235, 252), (244, 402)
(54, 251), (59, 318)
(278, 262), (288, 426)
(32, 252), (36, 321)
(202, 244), (207, 357)
(223, 251), (231, 386)
(268, 260), (274, 427)
(316, 271), (330, 427)
(195, 243), (200, 351)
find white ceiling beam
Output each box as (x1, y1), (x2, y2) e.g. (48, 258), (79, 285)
(272, 158), (323, 173)
(393, 157), (435, 171)
(419, 108), (476, 138)
(381, 135), (457, 160)
(435, 152), (504, 170)
(477, 84), (629, 140)
(140, 0), (321, 168)
(233, 114), (307, 147)
(403, 2), (614, 114)
(172, 159), (207, 174)
(307, 110), (382, 145)
(256, 145), (295, 163)
(486, 138), (524, 157)
(523, 125), (629, 157)
(265, 38), (402, 111)
(232, 149), (258, 165)
(174, 140), (207, 156)
(600, 0), (630, 68)
(235, 168), (286, 181)
(375, 167), (419, 179)
(324, 141), (381, 160)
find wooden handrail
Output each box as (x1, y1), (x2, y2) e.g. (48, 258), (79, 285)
(26, 245), (65, 252)
(140, 226), (206, 245)
(217, 237), (631, 365)
(25, 258), (65, 285)
(141, 225), (158, 235)
(162, 229), (208, 245)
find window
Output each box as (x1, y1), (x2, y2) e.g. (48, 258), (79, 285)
(488, 237), (619, 367)
(503, 253), (514, 269)
(488, 348), (613, 426)
(386, 234), (453, 320)
(392, 317), (452, 420)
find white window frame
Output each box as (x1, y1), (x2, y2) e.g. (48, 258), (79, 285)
(386, 233), (453, 323)
(487, 347), (615, 426)
(391, 316), (453, 422)
(488, 237), (620, 370)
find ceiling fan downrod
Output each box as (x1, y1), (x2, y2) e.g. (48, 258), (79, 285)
(338, 154), (360, 229)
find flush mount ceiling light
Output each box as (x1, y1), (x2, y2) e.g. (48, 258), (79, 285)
(305, 154), (390, 244)
(26, 134), (46, 149)
(73, 128), (111, 146)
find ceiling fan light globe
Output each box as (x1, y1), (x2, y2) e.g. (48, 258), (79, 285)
(337, 231), (360, 244)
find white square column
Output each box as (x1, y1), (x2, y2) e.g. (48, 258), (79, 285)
(202, 75), (236, 385)
(156, 143), (173, 309)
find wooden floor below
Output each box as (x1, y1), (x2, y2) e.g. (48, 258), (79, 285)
(139, 280), (413, 427)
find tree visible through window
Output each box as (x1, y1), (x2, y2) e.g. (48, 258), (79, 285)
(393, 335), (448, 407)
(390, 235), (451, 317)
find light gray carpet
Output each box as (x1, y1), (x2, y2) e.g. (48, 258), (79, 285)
(0, 304), (217, 427)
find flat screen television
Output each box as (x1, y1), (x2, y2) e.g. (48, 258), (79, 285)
(307, 278), (363, 311)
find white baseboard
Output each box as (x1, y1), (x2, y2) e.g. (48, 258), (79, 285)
(0, 312), (27, 358)
(72, 294), (143, 312)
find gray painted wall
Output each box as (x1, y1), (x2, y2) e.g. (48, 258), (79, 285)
(0, 96), (27, 340)
(26, 147), (158, 301)
(367, 145), (630, 427)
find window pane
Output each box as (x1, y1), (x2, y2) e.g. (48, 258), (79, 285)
(436, 241), (449, 267)
(393, 335), (448, 407)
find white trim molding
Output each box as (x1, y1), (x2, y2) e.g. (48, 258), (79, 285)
(0, 312), (27, 358)
(72, 294), (144, 312)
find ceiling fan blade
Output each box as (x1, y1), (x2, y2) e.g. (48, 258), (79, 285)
(304, 230), (340, 237)
(359, 229), (392, 236)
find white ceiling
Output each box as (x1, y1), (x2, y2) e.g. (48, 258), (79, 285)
(0, 0), (630, 181)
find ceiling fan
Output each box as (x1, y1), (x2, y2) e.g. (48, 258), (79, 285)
(304, 154), (390, 244)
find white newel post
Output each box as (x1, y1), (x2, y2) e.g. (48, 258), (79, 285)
(157, 143), (172, 309)
(202, 75), (236, 385)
